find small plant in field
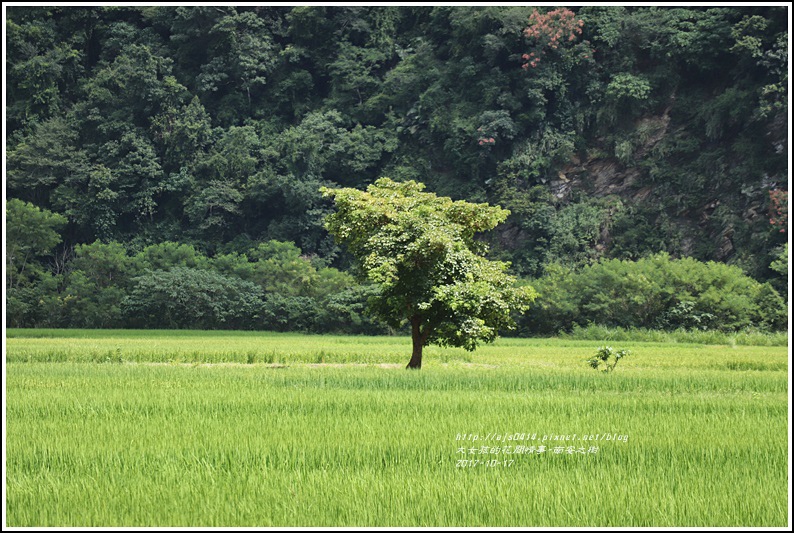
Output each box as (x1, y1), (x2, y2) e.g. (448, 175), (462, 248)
(587, 346), (630, 372)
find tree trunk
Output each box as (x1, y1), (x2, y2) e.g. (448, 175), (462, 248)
(407, 315), (423, 369)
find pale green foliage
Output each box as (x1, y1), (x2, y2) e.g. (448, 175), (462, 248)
(321, 178), (536, 351)
(730, 15), (769, 58)
(614, 139), (634, 165)
(525, 253), (786, 333)
(769, 243), (788, 296)
(6, 199), (67, 289)
(497, 128), (575, 184)
(587, 345), (631, 373)
(606, 73), (651, 101)
(769, 243), (787, 276)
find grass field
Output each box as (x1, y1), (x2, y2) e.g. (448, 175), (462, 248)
(5, 329), (790, 527)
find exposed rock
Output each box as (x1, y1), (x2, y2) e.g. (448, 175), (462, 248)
(526, 104), (765, 267)
(565, 111), (672, 201)
(570, 158), (642, 197)
(633, 186), (653, 202)
(743, 202), (762, 222)
(700, 200), (720, 223)
(716, 225), (735, 260)
(679, 235), (696, 257)
(632, 113), (671, 159)
(550, 179), (572, 199)
(496, 223), (525, 250)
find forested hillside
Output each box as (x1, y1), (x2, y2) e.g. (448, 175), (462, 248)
(5, 6), (789, 332)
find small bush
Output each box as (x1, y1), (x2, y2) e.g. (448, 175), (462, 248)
(560, 324), (788, 346)
(587, 346), (631, 373)
(122, 267), (264, 329)
(522, 253), (787, 334)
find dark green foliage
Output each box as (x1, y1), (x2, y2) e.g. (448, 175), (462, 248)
(122, 267), (263, 329)
(5, 232), (387, 334)
(7, 117), (90, 209)
(607, 204), (681, 261)
(150, 96), (212, 173)
(5, 6), (788, 332)
(319, 284), (392, 335)
(259, 294), (318, 333)
(136, 242), (208, 271)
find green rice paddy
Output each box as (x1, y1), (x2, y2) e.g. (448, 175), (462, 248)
(5, 329), (790, 526)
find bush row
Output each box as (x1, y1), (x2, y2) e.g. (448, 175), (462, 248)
(7, 240), (390, 335)
(518, 253), (786, 335)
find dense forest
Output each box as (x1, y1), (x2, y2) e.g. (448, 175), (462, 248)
(5, 6), (789, 333)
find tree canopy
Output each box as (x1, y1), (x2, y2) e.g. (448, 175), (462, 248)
(322, 178), (536, 368)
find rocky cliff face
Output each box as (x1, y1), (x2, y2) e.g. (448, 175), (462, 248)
(516, 103), (786, 277)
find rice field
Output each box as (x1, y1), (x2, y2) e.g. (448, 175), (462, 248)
(5, 329), (790, 527)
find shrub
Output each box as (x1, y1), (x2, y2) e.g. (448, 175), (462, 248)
(317, 284), (391, 335)
(122, 267), (263, 329)
(522, 253), (786, 334)
(587, 346), (631, 372)
(259, 293), (319, 332)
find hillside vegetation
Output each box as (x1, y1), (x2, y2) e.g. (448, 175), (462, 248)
(5, 6), (788, 332)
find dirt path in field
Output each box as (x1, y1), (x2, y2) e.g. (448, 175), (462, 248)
(125, 361), (507, 369)
(126, 361), (405, 369)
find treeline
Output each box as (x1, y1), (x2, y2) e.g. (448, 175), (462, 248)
(5, 6), (788, 333)
(7, 199), (786, 333)
(7, 200), (387, 333)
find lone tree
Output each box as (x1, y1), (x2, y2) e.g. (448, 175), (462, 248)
(321, 178), (536, 369)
